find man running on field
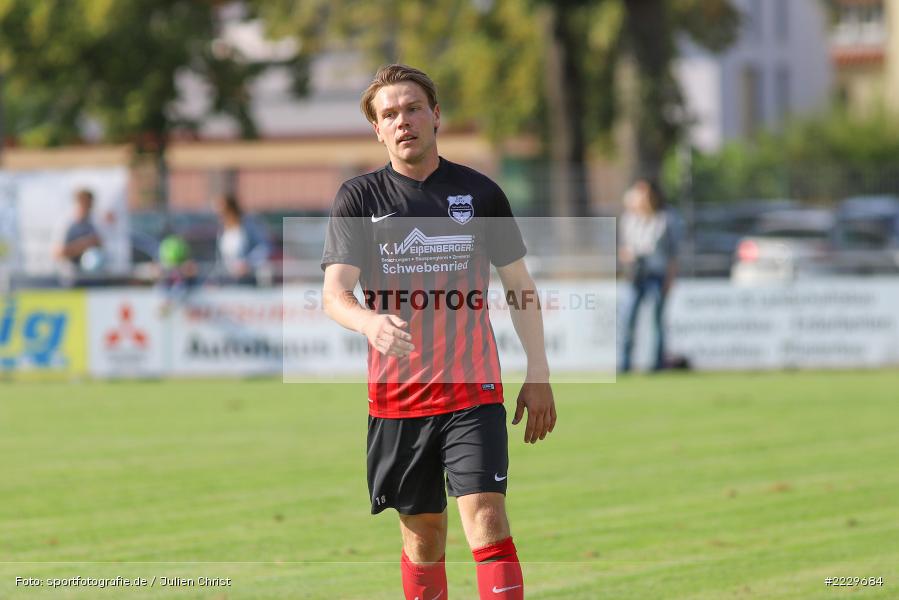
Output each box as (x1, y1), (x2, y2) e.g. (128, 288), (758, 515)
(322, 64), (556, 600)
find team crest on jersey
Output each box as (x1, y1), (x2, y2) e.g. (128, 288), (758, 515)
(447, 195), (474, 224)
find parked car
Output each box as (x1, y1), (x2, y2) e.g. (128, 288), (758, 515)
(685, 199), (799, 277)
(731, 208), (836, 284)
(830, 195), (899, 275)
(263, 211), (328, 282)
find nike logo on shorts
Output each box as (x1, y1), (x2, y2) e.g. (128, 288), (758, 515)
(494, 473), (508, 481)
(493, 584), (522, 593)
(371, 212), (397, 223)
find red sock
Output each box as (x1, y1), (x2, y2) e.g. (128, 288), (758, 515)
(472, 537), (523, 599)
(401, 550), (448, 600)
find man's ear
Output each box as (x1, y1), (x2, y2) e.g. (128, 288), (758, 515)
(372, 122), (383, 143)
(433, 104), (441, 134)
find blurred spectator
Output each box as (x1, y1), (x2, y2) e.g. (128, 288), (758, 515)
(50, 188), (107, 286)
(619, 179), (678, 372)
(215, 194), (271, 285)
(52, 188), (103, 270)
(156, 232), (199, 314)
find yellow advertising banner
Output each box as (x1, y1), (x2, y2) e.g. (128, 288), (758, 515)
(0, 291), (87, 377)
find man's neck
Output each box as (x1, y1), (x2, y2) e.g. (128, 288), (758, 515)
(390, 153), (440, 182)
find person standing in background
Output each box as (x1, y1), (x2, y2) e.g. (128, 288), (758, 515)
(215, 194), (271, 285)
(619, 178), (678, 372)
(52, 188), (103, 267)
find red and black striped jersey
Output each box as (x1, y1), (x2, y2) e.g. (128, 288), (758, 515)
(322, 157), (526, 418)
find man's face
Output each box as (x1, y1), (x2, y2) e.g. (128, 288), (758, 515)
(76, 196), (92, 220)
(371, 81), (440, 165)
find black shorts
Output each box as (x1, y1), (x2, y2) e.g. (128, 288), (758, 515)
(367, 403), (509, 515)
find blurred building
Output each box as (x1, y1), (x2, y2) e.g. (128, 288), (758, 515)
(175, 41), (373, 140)
(160, 11), (508, 214)
(830, 0), (899, 115)
(675, 0), (832, 151)
(3, 6), (508, 215)
(3, 44), (505, 215)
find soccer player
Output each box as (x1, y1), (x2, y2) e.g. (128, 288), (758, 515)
(321, 64), (556, 600)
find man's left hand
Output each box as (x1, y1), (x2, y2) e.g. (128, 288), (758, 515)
(512, 382), (556, 444)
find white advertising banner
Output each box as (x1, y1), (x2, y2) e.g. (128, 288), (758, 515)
(85, 278), (899, 379)
(281, 285), (370, 377)
(0, 175), (17, 291)
(169, 289), (285, 376)
(88, 289), (166, 377)
(628, 278), (899, 371)
(171, 287), (368, 377)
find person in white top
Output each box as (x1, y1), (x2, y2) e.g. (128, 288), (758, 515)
(618, 178), (678, 372)
(216, 194), (271, 285)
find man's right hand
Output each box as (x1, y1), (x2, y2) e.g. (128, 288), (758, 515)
(362, 314), (414, 357)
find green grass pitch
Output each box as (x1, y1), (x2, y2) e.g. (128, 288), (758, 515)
(1, 371), (897, 599)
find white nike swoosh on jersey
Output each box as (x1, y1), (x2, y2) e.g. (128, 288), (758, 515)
(493, 584), (522, 593)
(494, 473), (508, 481)
(371, 211), (397, 223)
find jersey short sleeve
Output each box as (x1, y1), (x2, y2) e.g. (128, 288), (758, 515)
(321, 183), (366, 270)
(487, 185), (527, 267)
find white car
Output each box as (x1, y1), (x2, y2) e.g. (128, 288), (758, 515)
(731, 209), (836, 285)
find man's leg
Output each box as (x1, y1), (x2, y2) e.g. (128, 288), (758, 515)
(399, 511), (448, 600)
(368, 412), (448, 599)
(649, 276), (667, 371)
(457, 493), (523, 599)
(400, 511), (448, 562)
(621, 278), (646, 372)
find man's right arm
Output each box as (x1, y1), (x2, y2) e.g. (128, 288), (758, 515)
(52, 222), (100, 260)
(322, 263), (414, 358)
(61, 233), (102, 259)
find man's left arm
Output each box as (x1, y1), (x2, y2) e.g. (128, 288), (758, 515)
(496, 258), (557, 444)
(54, 225), (101, 260)
(62, 233), (102, 259)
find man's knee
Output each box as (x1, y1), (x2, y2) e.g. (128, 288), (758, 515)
(457, 493), (511, 549)
(399, 512), (447, 563)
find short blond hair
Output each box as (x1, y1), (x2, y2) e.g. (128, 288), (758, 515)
(360, 64), (438, 124)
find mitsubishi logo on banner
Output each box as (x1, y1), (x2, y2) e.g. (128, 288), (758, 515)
(104, 303), (148, 350)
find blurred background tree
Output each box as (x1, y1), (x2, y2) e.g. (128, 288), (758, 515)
(254, 0), (739, 216)
(622, 0), (740, 179)
(680, 108), (899, 204)
(0, 0), (742, 211)
(0, 0), (268, 206)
